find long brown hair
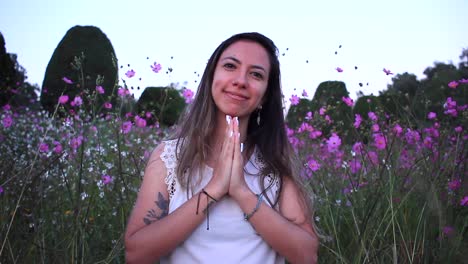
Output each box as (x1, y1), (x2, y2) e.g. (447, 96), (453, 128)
(171, 32), (316, 228)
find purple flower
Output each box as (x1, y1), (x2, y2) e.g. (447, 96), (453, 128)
(455, 126), (463, 133)
(427, 112), (436, 120)
(58, 95), (69, 104)
(125, 69), (136, 78)
(326, 133), (342, 152)
(302, 89), (308, 97)
(71, 96), (82, 107)
(0, 186), (3, 194)
(104, 102), (112, 109)
(372, 124), (380, 132)
(448, 81), (459, 89)
(352, 142), (363, 153)
(461, 196), (468, 206)
(307, 158), (320, 172)
(182, 89), (194, 103)
(342, 96), (354, 107)
(151, 62), (162, 73)
(319, 107), (326, 116)
(96, 86), (105, 94)
(350, 158), (362, 173)
(3, 104), (11, 111)
(2, 115), (13, 128)
(336, 67), (343, 72)
(459, 78), (468, 84)
(53, 142), (63, 154)
(373, 133), (386, 150)
(62, 77), (73, 84)
(102, 175), (113, 185)
(368, 111), (378, 122)
(448, 179), (461, 191)
(70, 136), (83, 150)
(118, 87), (129, 97)
(39, 143), (49, 153)
(135, 116), (147, 128)
(354, 114), (362, 128)
(442, 226), (455, 237)
(290, 95), (300, 106)
(305, 111), (313, 120)
(122, 121), (132, 134)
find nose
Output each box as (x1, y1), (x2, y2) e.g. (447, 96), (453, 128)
(232, 72), (247, 88)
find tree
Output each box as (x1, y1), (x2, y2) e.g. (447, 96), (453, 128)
(40, 26), (118, 116)
(286, 98), (313, 129)
(136, 87), (186, 127)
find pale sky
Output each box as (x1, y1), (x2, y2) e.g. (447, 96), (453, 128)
(1, 0), (467, 101)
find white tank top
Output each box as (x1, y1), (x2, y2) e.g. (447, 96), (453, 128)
(159, 139), (285, 264)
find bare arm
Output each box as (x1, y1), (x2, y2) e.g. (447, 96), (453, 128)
(231, 177), (319, 264)
(124, 143), (221, 263)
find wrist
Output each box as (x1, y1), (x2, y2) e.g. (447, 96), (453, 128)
(204, 182), (226, 201)
(230, 185), (252, 202)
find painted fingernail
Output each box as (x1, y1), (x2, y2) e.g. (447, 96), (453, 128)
(240, 143), (244, 152)
(229, 130), (233, 137)
(234, 116), (239, 125)
(237, 132), (240, 138)
(226, 115), (231, 124)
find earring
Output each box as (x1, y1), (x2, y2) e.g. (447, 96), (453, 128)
(257, 106), (262, 125)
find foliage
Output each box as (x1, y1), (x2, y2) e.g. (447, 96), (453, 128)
(137, 86), (186, 127)
(40, 26), (118, 116)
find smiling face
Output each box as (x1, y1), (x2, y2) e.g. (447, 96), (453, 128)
(211, 40), (271, 119)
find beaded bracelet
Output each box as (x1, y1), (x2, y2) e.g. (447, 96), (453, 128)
(244, 193), (264, 221)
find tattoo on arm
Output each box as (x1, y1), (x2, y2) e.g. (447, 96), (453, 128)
(143, 192), (169, 225)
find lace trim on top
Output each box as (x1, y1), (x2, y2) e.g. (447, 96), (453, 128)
(160, 139), (178, 199)
(254, 149), (280, 208)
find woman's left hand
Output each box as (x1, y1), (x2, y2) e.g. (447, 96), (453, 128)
(228, 116), (249, 199)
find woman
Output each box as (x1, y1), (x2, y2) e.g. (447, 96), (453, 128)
(125, 32), (319, 263)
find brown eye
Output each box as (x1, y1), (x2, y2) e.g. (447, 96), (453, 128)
(252, 72), (264, 80)
(223, 63), (236, 69)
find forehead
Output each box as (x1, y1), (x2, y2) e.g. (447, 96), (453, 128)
(219, 40), (271, 70)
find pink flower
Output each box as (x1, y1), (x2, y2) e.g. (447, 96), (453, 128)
(445, 97), (457, 109)
(393, 124), (403, 136)
(2, 115), (13, 128)
(70, 136), (83, 150)
(104, 102), (112, 109)
(352, 142), (363, 153)
(305, 111), (313, 120)
(302, 89), (308, 97)
(150, 62), (162, 73)
(101, 175), (113, 185)
(423, 136), (433, 149)
(460, 196), (468, 206)
(442, 226), (455, 237)
(354, 114), (362, 128)
(427, 112), (436, 120)
(62, 77), (73, 84)
(372, 124), (380, 132)
(350, 158), (362, 174)
(368, 112), (378, 122)
(336, 67), (343, 72)
(145, 112), (152, 119)
(459, 78), (468, 84)
(455, 126), (463, 133)
(53, 142), (63, 154)
(117, 87), (127, 97)
(373, 133), (386, 150)
(307, 158), (320, 171)
(367, 151), (379, 165)
(326, 133), (342, 152)
(122, 121), (132, 134)
(39, 143), (49, 153)
(182, 89), (194, 103)
(58, 95), (69, 104)
(448, 81), (459, 89)
(444, 108), (458, 117)
(383, 68), (393, 75)
(319, 107), (326, 116)
(290, 95), (300, 105)
(135, 116), (147, 128)
(342, 96), (354, 107)
(125, 69), (136, 78)
(96, 86), (105, 94)
(0, 185), (3, 194)
(71, 96), (82, 107)
(309, 130), (322, 139)
(3, 104), (10, 111)
(448, 179), (461, 191)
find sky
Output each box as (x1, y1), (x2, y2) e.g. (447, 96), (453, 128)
(1, 0), (467, 102)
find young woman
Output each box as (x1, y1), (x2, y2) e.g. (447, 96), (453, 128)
(125, 32), (319, 264)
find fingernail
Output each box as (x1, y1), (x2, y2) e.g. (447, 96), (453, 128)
(237, 132), (240, 138)
(226, 115), (231, 124)
(229, 130), (233, 137)
(234, 116), (239, 125)
(240, 143), (244, 152)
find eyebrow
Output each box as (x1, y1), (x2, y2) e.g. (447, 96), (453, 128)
(221, 56), (267, 73)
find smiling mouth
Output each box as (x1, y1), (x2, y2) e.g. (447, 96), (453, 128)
(225, 92), (248, 101)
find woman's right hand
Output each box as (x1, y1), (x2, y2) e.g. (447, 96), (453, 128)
(205, 115), (235, 200)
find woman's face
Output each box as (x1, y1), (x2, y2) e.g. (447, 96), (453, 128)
(211, 40), (270, 119)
